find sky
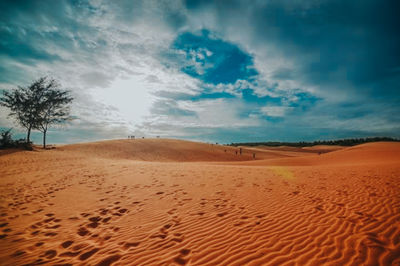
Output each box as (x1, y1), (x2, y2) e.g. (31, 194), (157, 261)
(0, 0), (399, 144)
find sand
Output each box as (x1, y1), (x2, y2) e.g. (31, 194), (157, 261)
(0, 139), (399, 265)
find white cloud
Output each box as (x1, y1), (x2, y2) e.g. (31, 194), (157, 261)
(2, 0), (399, 143)
(261, 106), (293, 117)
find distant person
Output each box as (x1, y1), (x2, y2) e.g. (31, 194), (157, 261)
(253, 153), (256, 159)
(235, 151), (238, 155)
(239, 148), (242, 155)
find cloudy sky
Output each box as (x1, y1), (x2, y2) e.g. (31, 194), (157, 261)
(1, 0), (399, 144)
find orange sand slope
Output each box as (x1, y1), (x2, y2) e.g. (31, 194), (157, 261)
(235, 142), (400, 166)
(59, 138), (310, 161)
(0, 139), (399, 265)
(60, 139), (276, 161)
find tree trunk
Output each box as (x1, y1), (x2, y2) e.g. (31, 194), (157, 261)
(27, 126), (31, 143)
(43, 130), (47, 149)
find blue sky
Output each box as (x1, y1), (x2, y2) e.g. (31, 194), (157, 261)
(0, 0), (399, 144)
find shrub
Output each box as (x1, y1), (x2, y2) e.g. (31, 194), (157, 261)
(0, 129), (32, 150)
(0, 129), (14, 148)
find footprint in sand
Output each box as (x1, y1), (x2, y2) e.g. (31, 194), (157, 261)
(79, 247), (100, 261)
(61, 240), (74, 248)
(96, 254), (121, 266)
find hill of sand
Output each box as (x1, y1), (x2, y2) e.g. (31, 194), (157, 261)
(302, 145), (344, 151)
(0, 139), (399, 265)
(59, 139), (274, 162)
(236, 142), (400, 166)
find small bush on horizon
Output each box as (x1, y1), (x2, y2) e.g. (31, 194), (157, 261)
(0, 129), (13, 148)
(0, 129), (32, 150)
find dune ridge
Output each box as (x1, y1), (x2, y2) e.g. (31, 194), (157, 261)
(60, 139), (265, 162)
(233, 142), (400, 166)
(0, 139), (399, 265)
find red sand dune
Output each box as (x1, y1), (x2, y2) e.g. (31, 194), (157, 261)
(60, 139), (276, 161)
(302, 145), (344, 152)
(0, 139), (399, 265)
(236, 142), (400, 166)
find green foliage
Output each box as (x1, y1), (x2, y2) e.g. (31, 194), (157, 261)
(0, 77), (74, 148)
(0, 77), (52, 142)
(229, 137), (400, 147)
(0, 129), (13, 148)
(0, 129), (32, 150)
(34, 78), (73, 148)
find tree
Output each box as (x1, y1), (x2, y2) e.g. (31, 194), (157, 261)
(0, 77), (73, 148)
(0, 77), (49, 143)
(36, 81), (73, 148)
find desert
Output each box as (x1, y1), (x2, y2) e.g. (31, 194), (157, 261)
(0, 139), (399, 265)
(2, 1), (400, 265)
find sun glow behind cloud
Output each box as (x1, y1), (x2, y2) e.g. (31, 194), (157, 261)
(93, 76), (154, 127)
